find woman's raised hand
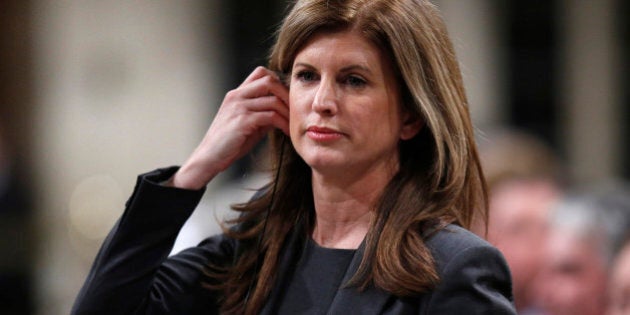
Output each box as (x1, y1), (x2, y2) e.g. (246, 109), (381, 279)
(170, 67), (290, 190)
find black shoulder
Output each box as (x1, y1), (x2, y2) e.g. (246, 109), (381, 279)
(424, 224), (495, 273)
(420, 224), (516, 314)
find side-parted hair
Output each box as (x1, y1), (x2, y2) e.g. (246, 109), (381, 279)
(207, 1), (487, 314)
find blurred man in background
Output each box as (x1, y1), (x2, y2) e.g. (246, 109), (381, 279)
(474, 129), (564, 313)
(607, 235), (630, 315)
(533, 185), (630, 315)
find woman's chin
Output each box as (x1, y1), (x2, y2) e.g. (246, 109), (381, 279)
(301, 155), (348, 174)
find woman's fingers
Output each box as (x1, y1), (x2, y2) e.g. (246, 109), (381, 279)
(238, 67), (289, 104)
(240, 102), (290, 135)
(241, 95), (290, 127)
(239, 66), (282, 87)
(171, 67), (290, 189)
(224, 68), (289, 130)
(220, 91), (289, 134)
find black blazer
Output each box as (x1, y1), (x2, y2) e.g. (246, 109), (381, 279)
(72, 167), (515, 314)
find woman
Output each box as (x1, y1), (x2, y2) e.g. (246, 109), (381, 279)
(73, 0), (515, 314)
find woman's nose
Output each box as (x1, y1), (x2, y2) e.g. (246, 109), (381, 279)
(312, 80), (338, 116)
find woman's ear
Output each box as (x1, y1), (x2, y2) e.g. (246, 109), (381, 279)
(400, 111), (423, 140)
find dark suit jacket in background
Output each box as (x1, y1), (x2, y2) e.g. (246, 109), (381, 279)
(72, 167), (516, 314)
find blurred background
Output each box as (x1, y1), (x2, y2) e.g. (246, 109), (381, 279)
(0, 0), (628, 314)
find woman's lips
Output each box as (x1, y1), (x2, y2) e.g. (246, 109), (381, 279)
(306, 126), (343, 142)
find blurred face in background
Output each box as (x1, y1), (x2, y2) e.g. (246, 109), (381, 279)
(485, 179), (559, 311)
(607, 242), (630, 315)
(533, 228), (608, 315)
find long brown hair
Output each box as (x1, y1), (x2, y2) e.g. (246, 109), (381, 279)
(207, 0), (487, 313)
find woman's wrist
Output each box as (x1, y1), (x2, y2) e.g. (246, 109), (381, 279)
(169, 160), (219, 190)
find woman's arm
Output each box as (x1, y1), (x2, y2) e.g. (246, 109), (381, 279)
(71, 167), (229, 314)
(72, 67), (288, 314)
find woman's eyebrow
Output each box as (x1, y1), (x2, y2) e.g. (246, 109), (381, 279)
(292, 62), (314, 70)
(339, 64), (372, 75)
(292, 62), (372, 74)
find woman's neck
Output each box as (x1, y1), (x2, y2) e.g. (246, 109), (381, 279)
(310, 164), (396, 249)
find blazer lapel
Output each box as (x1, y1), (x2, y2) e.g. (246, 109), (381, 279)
(326, 241), (392, 314)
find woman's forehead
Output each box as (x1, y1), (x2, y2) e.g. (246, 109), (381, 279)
(291, 31), (392, 71)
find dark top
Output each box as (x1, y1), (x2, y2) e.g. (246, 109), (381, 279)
(276, 238), (355, 314)
(72, 167), (516, 314)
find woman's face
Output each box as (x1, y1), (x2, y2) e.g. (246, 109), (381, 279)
(288, 30), (420, 178)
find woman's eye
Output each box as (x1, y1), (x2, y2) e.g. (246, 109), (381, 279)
(345, 75), (366, 87)
(295, 70), (317, 82)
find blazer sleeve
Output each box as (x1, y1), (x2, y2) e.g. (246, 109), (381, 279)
(422, 241), (516, 315)
(71, 167), (235, 315)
